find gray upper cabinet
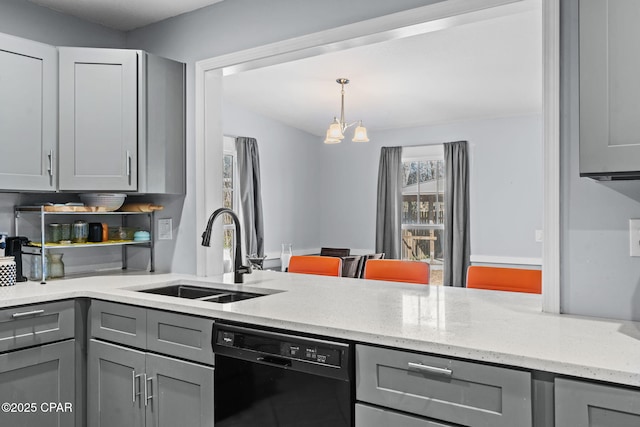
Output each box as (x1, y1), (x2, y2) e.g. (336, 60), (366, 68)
(580, 0), (640, 179)
(139, 54), (186, 194)
(59, 47), (138, 191)
(58, 47), (185, 193)
(0, 32), (57, 191)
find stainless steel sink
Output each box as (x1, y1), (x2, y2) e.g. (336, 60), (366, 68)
(138, 283), (269, 303)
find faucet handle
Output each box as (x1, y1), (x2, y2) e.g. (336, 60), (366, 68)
(238, 264), (253, 274)
(234, 264), (252, 284)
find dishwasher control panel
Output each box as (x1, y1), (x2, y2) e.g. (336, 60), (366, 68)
(215, 324), (346, 367)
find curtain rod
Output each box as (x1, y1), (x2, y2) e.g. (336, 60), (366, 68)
(224, 134), (255, 140)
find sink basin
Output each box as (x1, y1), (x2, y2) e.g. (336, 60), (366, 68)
(138, 283), (268, 303)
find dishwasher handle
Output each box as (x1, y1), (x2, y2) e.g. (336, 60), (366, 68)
(256, 355), (292, 368)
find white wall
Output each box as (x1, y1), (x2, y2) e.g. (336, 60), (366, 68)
(224, 104), (542, 262)
(318, 114), (543, 259)
(223, 101), (322, 258)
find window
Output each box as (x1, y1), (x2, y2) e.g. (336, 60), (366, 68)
(401, 145), (445, 285)
(223, 137), (238, 272)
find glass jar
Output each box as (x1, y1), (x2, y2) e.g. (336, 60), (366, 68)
(47, 253), (65, 279)
(60, 223), (72, 242)
(280, 243), (292, 272)
(72, 220), (88, 243)
(30, 254), (48, 281)
(47, 223), (62, 243)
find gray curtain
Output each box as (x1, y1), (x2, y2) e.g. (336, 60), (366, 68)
(375, 146), (403, 259)
(236, 137), (264, 257)
(443, 141), (470, 287)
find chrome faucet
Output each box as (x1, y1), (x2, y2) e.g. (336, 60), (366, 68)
(201, 208), (252, 283)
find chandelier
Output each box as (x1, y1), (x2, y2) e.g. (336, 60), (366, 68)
(324, 78), (369, 144)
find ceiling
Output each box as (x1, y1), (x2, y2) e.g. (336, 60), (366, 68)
(223, 6), (542, 137)
(26, 0), (225, 31)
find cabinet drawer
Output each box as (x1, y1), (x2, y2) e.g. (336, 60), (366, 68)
(146, 309), (214, 366)
(555, 378), (640, 426)
(0, 300), (74, 353)
(90, 300), (146, 349)
(356, 344), (532, 427)
(356, 403), (453, 427)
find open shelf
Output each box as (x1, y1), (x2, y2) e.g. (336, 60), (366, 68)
(15, 205), (155, 283)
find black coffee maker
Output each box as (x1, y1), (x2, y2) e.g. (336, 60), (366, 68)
(5, 236), (29, 282)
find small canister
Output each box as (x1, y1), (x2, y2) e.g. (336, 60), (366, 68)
(101, 223), (109, 242)
(0, 256), (16, 286)
(88, 223), (103, 242)
(72, 220), (88, 243)
(60, 223), (72, 242)
(47, 223), (62, 243)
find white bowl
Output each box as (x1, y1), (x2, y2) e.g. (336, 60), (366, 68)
(79, 193), (126, 212)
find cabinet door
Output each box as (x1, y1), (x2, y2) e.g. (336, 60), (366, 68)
(87, 339), (146, 427)
(145, 353), (214, 427)
(580, 0), (640, 177)
(555, 378), (640, 426)
(59, 47), (138, 191)
(0, 33), (56, 191)
(0, 340), (75, 427)
(139, 53), (186, 194)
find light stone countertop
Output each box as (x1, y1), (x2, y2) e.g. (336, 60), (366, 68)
(1, 270), (639, 387)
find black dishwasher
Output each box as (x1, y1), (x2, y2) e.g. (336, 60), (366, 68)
(213, 322), (353, 427)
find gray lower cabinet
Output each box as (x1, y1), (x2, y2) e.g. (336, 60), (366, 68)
(356, 344), (532, 427)
(88, 301), (215, 427)
(88, 339), (214, 427)
(0, 32), (57, 191)
(0, 339), (75, 427)
(88, 339), (146, 427)
(356, 403), (454, 427)
(0, 300), (75, 353)
(145, 352), (215, 427)
(555, 378), (640, 426)
(579, 0), (640, 179)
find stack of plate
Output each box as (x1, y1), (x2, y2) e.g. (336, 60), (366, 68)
(79, 193), (127, 212)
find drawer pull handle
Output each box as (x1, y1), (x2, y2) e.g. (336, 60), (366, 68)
(47, 150), (54, 177)
(407, 362), (453, 378)
(144, 374), (153, 406)
(12, 309), (45, 318)
(133, 372), (143, 403)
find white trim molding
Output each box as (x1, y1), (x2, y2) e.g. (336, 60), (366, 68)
(542, 0), (560, 313)
(470, 255), (542, 267)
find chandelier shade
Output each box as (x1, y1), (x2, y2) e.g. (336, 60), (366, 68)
(323, 78), (368, 144)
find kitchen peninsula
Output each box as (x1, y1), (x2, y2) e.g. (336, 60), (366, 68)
(1, 271), (639, 426)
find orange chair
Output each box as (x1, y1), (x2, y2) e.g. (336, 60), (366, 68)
(466, 266), (541, 294)
(287, 255), (342, 277)
(363, 259), (429, 285)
